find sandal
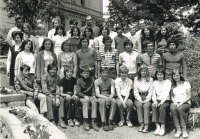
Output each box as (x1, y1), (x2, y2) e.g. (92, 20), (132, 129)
(174, 131), (182, 138)
(126, 120), (133, 127)
(118, 120), (124, 127)
(182, 133), (188, 138)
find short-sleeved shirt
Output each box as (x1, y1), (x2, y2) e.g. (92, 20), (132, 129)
(140, 53), (162, 77)
(119, 51), (139, 74)
(95, 77), (114, 96)
(173, 81), (191, 104)
(97, 48), (119, 68)
(115, 77), (132, 97)
(58, 77), (76, 95)
(76, 48), (97, 69)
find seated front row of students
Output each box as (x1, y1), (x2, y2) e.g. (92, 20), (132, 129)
(14, 63), (191, 138)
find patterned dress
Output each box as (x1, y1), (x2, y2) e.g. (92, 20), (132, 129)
(52, 35), (68, 57)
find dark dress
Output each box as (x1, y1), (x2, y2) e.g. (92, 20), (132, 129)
(10, 45), (20, 86)
(69, 38), (81, 52)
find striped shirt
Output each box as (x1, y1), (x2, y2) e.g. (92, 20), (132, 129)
(139, 53), (162, 77)
(97, 48), (119, 68)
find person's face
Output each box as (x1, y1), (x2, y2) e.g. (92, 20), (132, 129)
(16, 19), (23, 28)
(73, 28), (78, 36)
(57, 28), (63, 35)
(86, 17), (92, 26)
(120, 72), (128, 80)
(22, 68), (29, 77)
(70, 23), (77, 29)
(117, 28), (122, 35)
(14, 35), (22, 44)
(49, 67), (57, 76)
(54, 20), (59, 28)
(81, 39), (88, 48)
(161, 28), (167, 35)
(125, 43), (133, 52)
(146, 43), (154, 53)
(25, 41), (32, 51)
(63, 43), (70, 52)
(123, 25), (128, 32)
(81, 71), (90, 79)
(144, 28), (150, 36)
(139, 21), (145, 29)
(85, 29), (92, 37)
(101, 71), (109, 80)
(104, 39), (112, 48)
(37, 28), (45, 35)
(141, 69), (147, 77)
(102, 27), (108, 36)
(65, 70), (73, 78)
(157, 72), (164, 81)
(169, 43), (176, 52)
(23, 25), (29, 33)
(173, 73), (180, 82)
(44, 41), (52, 51)
(130, 28), (136, 36)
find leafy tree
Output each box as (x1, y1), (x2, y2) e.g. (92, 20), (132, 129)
(108, 0), (199, 28)
(3, 0), (69, 28)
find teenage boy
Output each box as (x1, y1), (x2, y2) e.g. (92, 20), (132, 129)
(58, 66), (81, 127)
(32, 24), (46, 54)
(115, 65), (133, 127)
(95, 67), (116, 131)
(76, 37), (97, 78)
(76, 66), (99, 131)
(129, 27), (142, 54)
(114, 26), (127, 53)
(41, 64), (66, 128)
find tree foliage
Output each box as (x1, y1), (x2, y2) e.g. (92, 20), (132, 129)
(3, 0), (69, 28)
(108, 0), (199, 27)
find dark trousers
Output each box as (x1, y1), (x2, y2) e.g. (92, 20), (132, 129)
(152, 101), (170, 124)
(64, 97), (81, 119)
(134, 100), (151, 124)
(46, 96), (64, 120)
(170, 103), (190, 127)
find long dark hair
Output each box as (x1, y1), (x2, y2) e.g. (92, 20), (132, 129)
(171, 69), (185, 88)
(54, 25), (66, 36)
(40, 38), (54, 52)
(83, 27), (94, 39)
(141, 26), (155, 42)
(71, 27), (80, 37)
(154, 68), (166, 80)
(20, 39), (34, 53)
(156, 26), (170, 43)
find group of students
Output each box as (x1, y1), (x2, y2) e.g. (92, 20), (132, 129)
(5, 15), (191, 138)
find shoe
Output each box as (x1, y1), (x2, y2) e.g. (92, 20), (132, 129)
(174, 131), (182, 138)
(182, 133), (188, 138)
(142, 128), (148, 133)
(102, 123), (109, 131)
(74, 119), (80, 126)
(158, 129), (165, 136)
(154, 128), (160, 135)
(91, 121), (99, 131)
(58, 118), (67, 128)
(126, 120), (133, 128)
(68, 119), (74, 127)
(118, 120), (124, 127)
(83, 122), (90, 131)
(138, 126), (144, 132)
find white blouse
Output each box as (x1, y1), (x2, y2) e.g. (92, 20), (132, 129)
(21, 52), (35, 74)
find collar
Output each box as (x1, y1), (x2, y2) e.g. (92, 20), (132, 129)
(81, 48), (89, 53)
(119, 77), (128, 83)
(71, 36), (79, 38)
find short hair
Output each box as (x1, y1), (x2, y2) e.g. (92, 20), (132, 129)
(71, 26), (80, 37)
(22, 23), (31, 32)
(47, 64), (58, 73)
(124, 39), (133, 48)
(15, 15), (22, 22)
(69, 19), (78, 25)
(40, 38), (54, 52)
(85, 15), (92, 20)
(167, 38), (179, 48)
(20, 64), (30, 72)
(100, 67), (109, 74)
(100, 26), (110, 35)
(146, 41), (155, 48)
(12, 31), (23, 40)
(37, 24), (45, 30)
(80, 66), (90, 74)
(154, 68), (166, 80)
(119, 65), (129, 73)
(54, 25), (66, 36)
(79, 37), (89, 47)
(52, 18), (60, 27)
(64, 66), (73, 77)
(61, 40), (72, 52)
(20, 39), (34, 53)
(102, 36), (112, 44)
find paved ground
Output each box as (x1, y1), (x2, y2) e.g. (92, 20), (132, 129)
(0, 62), (200, 139)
